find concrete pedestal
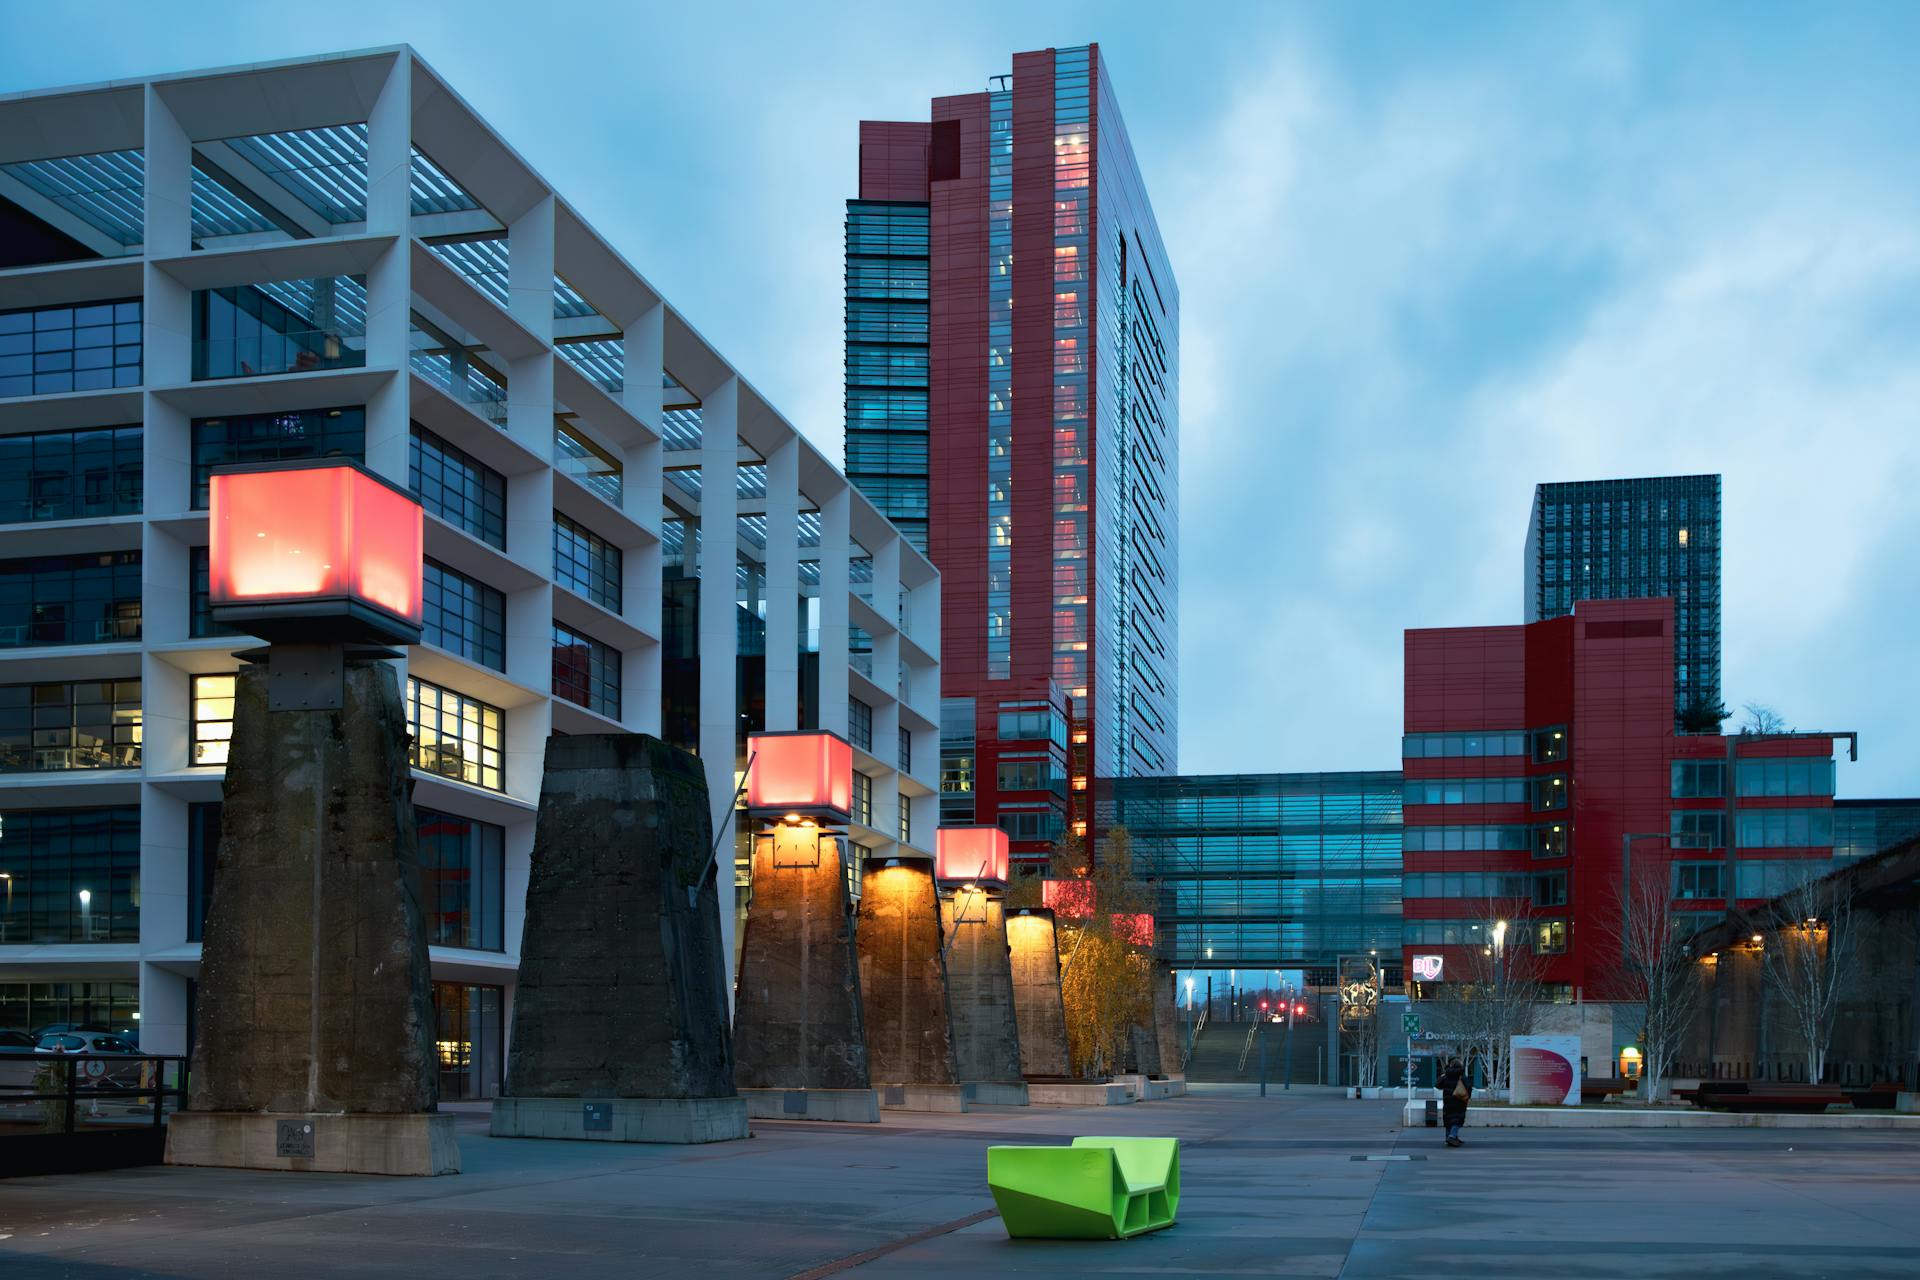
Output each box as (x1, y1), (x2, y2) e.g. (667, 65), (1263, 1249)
(1152, 960), (1185, 1074)
(491, 1096), (748, 1144)
(878, 1083), (970, 1113)
(856, 861), (960, 1090)
(1007, 909), (1071, 1079)
(1027, 1082), (1134, 1107)
(962, 1081), (1031, 1106)
(941, 890), (1025, 1091)
(166, 1112), (458, 1176)
(738, 1087), (881, 1123)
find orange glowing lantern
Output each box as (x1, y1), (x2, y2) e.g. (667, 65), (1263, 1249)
(745, 731), (853, 823)
(1042, 877), (1095, 920)
(935, 826), (1010, 888)
(209, 461), (423, 644)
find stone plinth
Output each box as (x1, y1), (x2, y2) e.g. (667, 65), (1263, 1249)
(1027, 1082), (1133, 1107)
(493, 735), (740, 1143)
(733, 825), (872, 1103)
(183, 656), (449, 1175)
(856, 860), (960, 1088)
(491, 1097), (747, 1144)
(941, 889), (1025, 1089)
(166, 1113), (457, 1176)
(1007, 908), (1071, 1079)
(878, 1083), (970, 1113)
(738, 1087), (881, 1123)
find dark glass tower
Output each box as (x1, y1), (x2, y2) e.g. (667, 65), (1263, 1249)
(847, 44), (1179, 859)
(1524, 474), (1721, 727)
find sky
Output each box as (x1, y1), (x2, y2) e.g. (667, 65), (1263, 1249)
(6, 1), (1916, 797)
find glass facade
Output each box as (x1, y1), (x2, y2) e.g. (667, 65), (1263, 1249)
(555, 421), (622, 504)
(0, 300), (142, 398)
(191, 407), (365, 508)
(411, 422), (507, 548)
(0, 981), (140, 1037)
(985, 87), (1014, 681)
(407, 676), (504, 791)
(553, 512), (622, 611)
(417, 808), (505, 951)
(843, 201), (929, 552)
(0, 678), (140, 772)
(191, 673), (235, 766)
(0, 425), (142, 525)
(189, 547), (239, 638)
(192, 277), (367, 381)
(1834, 799), (1920, 862)
(0, 806), (142, 944)
(551, 621), (620, 719)
(1103, 772), (1403, 973)
(0, 550), (142, 647)
(432, 982), (504, 1101)
(1525, 474), (1722, 723)
(423, 559), (505, 671)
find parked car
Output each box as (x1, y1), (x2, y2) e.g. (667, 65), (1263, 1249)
(0, 1029), (34, 1051)
(36, 1030), (146, 1088)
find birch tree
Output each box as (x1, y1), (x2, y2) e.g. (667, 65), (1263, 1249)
(1760, 877), (1856, 1084)
(1604, 868), (1709, 1102)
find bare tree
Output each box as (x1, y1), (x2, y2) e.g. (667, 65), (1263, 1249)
(1339, 959), (1384, 1087)
(1423, 904), (1545, 1093)
(1760, 877), (1857, 1083)
(1603, 868), (1709, 1102)
(1739, 702), (1789, 735)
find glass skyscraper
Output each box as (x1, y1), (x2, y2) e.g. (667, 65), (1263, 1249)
(847, 44), (1179, 860)
(1524, 474), (1721, 726)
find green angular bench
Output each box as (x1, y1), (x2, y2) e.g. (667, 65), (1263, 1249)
(987, 1136), (1180, 1239)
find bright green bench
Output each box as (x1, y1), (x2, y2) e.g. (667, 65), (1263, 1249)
(986, 1136), (1180, 1239)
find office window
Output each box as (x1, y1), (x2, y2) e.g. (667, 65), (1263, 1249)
(899, 726), (911, 772)
(553, 512), (622, 611)
(407, 676), (504, 791)
(191, 673), (236, 765)
(1402, 731), (1528, 759)
(192, 278), (367, 381)
(0, 550), (142, 648)
(416, 808), (505, 951)
(0, 806), (141, 943)
(0, 300), (141, 397)
(187, 802), (221, 942)
(1530, 776), (1570, 812)
(191, 407), (365, 507)
(898, 792), (912, 845)
(1736, 757), (1836, 798)
(0, 981), (141, 1034)
(1534, 871), (1569, 907)
(431, 982), (504, 1101)
(1671, 810), (1725, 849)
(1402, 777), (1530, 806)
(1736, 809), (1835, 849)
(996, 806), (1063, 843)
(848, 696), (873, 751)
(0, 679), (139, 773)
(1530, 726), (1569, 764)
(998, 704), (1067, 747)
(410, 423), (506, 549)
(189, 547), (242, 638)
(1534, 823), (1570, 858)
(551, 621), (620, 719)
(1671, 861), (1726, 901)
(555, 422), (622, 504)
(1535, 920), (1568, 954)
(1671, 760), (1726, 798)
(1734, 860), (1823, 900)
(0, 425), (142, 524)
(852, 771), (873, 826)
(423, 559), (505, 671)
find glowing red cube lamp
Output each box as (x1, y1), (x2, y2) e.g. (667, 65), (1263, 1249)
(209, 461), (423, 645)
(745, 731), (853, 824)
(935, 826), (1010, 888)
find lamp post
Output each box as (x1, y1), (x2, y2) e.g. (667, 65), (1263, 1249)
(0, 872), (10, 943)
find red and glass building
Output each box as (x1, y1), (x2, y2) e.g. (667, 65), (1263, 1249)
(1403, 597), (1848, 1000)
(846, 44), (1179, 862)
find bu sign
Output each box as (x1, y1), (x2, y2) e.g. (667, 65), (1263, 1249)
(209, 461), (423, 644)
(1411, 954), (1445, 983)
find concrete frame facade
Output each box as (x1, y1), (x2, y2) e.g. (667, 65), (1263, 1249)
(0, 46), (941, 1085)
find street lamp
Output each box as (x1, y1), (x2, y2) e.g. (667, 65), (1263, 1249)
(0, 872), (10, 943)
(78, 887), (92, 941)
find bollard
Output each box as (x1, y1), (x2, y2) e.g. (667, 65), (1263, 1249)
(1423, 1099), (1438, 1127)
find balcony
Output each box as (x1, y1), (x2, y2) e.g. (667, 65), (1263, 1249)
(192, 279), (367, 382)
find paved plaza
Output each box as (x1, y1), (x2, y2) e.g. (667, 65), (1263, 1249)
(4, 1085), (1920, 1277)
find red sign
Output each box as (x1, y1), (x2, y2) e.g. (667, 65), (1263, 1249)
(209, 462), (423, 642)
(745, 731), (853, 823)
(1110, 912), (1155, 947)
(935, 826), (1010, 887)
(1042, 878), (1095, 919)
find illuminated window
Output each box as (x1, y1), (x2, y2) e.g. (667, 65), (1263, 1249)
(898, 792), (912, 845)
(0, 679), (141, 773)
(191, 674), (236, 766)
(851, 771), (873, 826)
(407, 676), (503, 791)
(1677, 527), (1689, 547)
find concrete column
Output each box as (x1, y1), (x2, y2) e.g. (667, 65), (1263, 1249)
(942, 890), (1024, 1083)
(505, 196), (555, 462)
(142, 86), (192, 259)
(138, 963), (192, 1060)
(362, 52), (413, 482)
(1007, 907), (1070, 1078)
(365, 51), (413, 238)
(699, 377), (740, 975)
(137, 782), (191, 1056)
(857, 861), (958, 1088)
(621, 304), (665, 735)
(818, 487), (850, 736)
(763, 437), (799, 731)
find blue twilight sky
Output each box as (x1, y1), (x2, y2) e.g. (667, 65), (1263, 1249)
(6, 2), (1916, 796)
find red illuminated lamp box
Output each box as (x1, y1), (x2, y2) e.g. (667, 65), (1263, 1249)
(208, 460), (424, 645)
(745, 730), (855, 825)
(935, 826), (1010, 888)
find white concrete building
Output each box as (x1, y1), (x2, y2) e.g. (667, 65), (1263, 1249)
(0, 47), (940, 1097)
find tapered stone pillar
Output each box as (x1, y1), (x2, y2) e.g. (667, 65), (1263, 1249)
(1007, 907), (1071, 1079)
(941, 889), (1028, 1104)
(491, 735), (746, 1144)
(856, 860), (964, 1111)
(1153, 961), (1186, 1077)
(733, 825), (878, 1121)
(168, 657), (457, 1176)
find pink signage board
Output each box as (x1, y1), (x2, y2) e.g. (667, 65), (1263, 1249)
(1509, 1034), (1581, 1105)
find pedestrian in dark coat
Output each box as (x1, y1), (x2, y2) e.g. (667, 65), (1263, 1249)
(1437, 1057), (1471, 1146)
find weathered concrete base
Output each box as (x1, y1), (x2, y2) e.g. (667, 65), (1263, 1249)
(961, 1081), (1030, 1106)
(877, 1083), (969, 1113)
(1143, 1075), (1187, 1099)
(1026, 1082), (1133, 1107)
(165, 1112), (459, 1176)
(1402, 1102), (1920, 1129)
(738, 1087), (880, 1123)
(490, 1096), (748, 1144)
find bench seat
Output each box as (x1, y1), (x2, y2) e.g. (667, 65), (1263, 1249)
(986, 1136), (1180, 1239)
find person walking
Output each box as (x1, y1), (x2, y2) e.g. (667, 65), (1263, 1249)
(1437, 1056), (1472, 1147)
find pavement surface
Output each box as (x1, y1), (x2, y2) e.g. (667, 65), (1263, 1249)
(4, 1084), (1920, 1278)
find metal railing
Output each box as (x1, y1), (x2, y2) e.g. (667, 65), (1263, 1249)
(1183, 1004), (1208, 1068)
(0, 1053), (189, 1137)
(1236, 1021), (1260, 1074)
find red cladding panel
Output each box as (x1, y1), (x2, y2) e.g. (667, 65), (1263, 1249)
(858, 120), (932, 202)
(746, 732), (853, 821)
(936, 826), (1011, 885)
